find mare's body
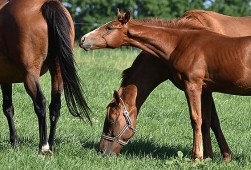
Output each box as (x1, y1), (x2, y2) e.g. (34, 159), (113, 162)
(0, 0), (91, 153)
(80, 10), (251, 160)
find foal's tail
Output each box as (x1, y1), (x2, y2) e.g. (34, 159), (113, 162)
(41, 1), (92, 124)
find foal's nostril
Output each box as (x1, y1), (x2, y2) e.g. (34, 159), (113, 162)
(79, 37), (85, 47)
(81, 37), (85, 43)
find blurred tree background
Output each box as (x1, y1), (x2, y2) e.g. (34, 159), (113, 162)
(62, 0), (251, 40)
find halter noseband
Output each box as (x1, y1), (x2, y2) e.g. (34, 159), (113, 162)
(101, 97), (136, 146)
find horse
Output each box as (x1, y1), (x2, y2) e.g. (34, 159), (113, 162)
(80, 10), (251, 160)
(0, 0), (91, 154)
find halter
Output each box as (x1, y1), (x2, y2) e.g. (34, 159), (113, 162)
(101, 97), (136, 146)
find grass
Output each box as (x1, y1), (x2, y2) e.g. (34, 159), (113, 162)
(0, 47), (251, 169)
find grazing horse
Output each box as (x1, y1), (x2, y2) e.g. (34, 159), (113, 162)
(80, 10), (251, 160)
(0, 0), (91, 154)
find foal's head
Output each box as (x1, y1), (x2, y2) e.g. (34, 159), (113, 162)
(79, 9), (207, 51)
(79, 9), (131, 50)
(99, 89), (137, 155)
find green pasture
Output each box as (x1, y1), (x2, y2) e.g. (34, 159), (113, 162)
(0, 47), (251, 169)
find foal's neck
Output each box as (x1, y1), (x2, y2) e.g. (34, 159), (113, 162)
(127, 22), (185, 60)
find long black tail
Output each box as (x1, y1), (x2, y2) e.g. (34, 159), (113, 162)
(41, 1), (92, 124)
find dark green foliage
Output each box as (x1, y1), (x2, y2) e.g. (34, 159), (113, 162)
(62, 0), (251, 40)
(207, 0), (251, 16)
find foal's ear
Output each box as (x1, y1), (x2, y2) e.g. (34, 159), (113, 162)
(123, 11), (131, 24)
(113, 90), (121, 106)
(117, 8), (122, 18)
(117, 8), (131, 24)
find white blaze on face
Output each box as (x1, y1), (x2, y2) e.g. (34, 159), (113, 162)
(83, 21), (112, 38)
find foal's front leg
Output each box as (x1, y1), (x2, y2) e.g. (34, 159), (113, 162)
(1, 83), (19, 146)
(184, 81), (203, 159)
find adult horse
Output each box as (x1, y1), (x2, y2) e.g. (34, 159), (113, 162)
(80, 10), (251, 160)
(0, 0), (91, 154)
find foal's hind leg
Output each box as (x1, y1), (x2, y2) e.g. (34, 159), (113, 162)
(24, 74), (49, 154)
(210, 99), (232, 162)
(1, 83), (19, 146)
(202, 92), (231, 161)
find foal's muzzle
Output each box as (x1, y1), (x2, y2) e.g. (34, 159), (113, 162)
(79, 37), (91, 50)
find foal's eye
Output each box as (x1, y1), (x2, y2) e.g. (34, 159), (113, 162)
(107, 118), (115, 125)
(109, 119), (115, 124)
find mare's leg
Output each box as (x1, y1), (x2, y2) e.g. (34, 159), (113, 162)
(184, 81), (203, 159)
(1, 83), (19, 146)
(24, 74), (49, 153)
(201, 92), (213, 158)
(48, 66), (63, 152)
(210, 99), (232, 162)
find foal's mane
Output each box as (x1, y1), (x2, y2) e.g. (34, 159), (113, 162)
(130, 16), (207, 30)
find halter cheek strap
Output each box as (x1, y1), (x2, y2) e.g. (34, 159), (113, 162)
(101, 97), (136, 146)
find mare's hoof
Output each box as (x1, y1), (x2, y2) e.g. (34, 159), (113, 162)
(39, 143), (54, 155)
(223, 153), (232, 163)
(10, 137), (19, 148)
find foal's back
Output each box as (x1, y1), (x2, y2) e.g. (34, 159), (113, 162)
(171, 29), (251, 93)
(175, 28), (251, 65)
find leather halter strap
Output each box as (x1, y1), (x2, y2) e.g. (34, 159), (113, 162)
(101, 97), (136, 146)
